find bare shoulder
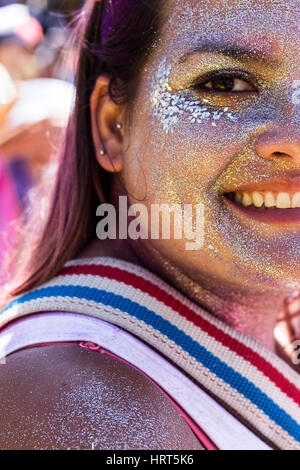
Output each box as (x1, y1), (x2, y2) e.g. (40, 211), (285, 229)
(0, 344), (203, 450)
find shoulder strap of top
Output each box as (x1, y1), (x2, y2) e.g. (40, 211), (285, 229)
(0, 311), (272, 450)
(1, 256), (300, 450)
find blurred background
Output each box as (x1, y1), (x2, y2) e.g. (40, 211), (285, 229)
(0, 0), (81, 280)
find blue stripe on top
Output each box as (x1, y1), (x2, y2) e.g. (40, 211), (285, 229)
(3, 284), (300, 443)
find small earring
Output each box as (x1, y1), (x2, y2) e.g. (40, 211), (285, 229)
(116, 123), (122, 130)
(99, 149), (105, 156)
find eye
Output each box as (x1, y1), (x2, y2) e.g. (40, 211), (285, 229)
(193, 72), (257, 94)
(188, 71), (259, 108)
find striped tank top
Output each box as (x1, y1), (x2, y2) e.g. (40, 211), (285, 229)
(0, 256), (299, 450)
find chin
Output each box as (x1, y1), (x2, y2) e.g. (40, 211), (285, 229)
(232, 262), (300, 293)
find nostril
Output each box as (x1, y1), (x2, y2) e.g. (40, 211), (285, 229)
(255, 129), (300, 162)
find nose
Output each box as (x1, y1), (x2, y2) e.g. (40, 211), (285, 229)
(255, 128), (300, 164)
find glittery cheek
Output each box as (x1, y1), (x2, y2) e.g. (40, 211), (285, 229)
(150, 58), (239, 137)
(148, 58), (255, 213)
(145, 54), (299, 286)
(148, 57), (245, 198)
(125, 0), (300, 291)
(149, 55), (297, 146)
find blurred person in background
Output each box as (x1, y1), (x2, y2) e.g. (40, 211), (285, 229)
(0, 1), (75, 183)
(0, 2), (44, 80)
(0, 155), (20, 283)
(0, 64), (20, 282)
(0, 2), (75, 281)
(0, 73), (75, 182)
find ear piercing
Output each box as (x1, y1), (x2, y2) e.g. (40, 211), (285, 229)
(99, 123), (122, 155)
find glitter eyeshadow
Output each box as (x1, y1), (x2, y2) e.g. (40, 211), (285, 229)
(151, 57), (237, 134)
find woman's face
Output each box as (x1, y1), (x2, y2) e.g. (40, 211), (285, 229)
(120, 0), (300, 295)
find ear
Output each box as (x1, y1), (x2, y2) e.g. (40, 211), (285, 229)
(90, 75), (125, 173)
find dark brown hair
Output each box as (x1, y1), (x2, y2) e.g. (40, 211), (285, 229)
(8, 0), (162, 297)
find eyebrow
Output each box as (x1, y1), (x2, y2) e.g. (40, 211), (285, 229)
(178, 42), (278, 66)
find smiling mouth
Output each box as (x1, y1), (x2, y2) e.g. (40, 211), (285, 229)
(225, 190), (300, 209)
(223, 190), (300, 225)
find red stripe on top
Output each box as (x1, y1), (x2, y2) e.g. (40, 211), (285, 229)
(59, 264), (300, 406)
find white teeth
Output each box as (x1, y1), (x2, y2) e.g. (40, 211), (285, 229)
(292, 192), (300, 208)
(276, 192), (291, 209)
(231, 190), (300, 208)
(242, 192), (252, 207)
(264, 192), (276, 207)
(252, 191), (264, 208)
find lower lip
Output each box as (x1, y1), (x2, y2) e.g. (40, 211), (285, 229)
(223, 195), (300, 225)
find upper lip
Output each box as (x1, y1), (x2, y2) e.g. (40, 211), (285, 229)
(222, 170), (300, 194)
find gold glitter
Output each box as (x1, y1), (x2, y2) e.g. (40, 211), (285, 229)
(120, 0), (300, 348)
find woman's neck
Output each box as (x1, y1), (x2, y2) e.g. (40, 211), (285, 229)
(79, 237), (286, 353)
(132, 241), (288, 353)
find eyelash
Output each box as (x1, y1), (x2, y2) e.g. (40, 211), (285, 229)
(190, 70), (259, 94)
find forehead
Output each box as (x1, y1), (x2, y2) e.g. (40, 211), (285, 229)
(159, 0), (299, 60)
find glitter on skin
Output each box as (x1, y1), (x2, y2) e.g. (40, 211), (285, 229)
(151, 57), (237, 134)
(120, 0), (300, 347)
(0, 346), (203, 450)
